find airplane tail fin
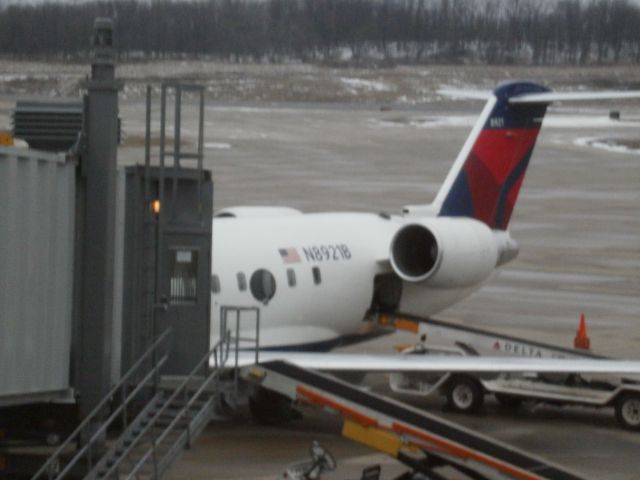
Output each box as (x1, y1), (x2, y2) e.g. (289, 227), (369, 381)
(434, 82), (550, 230)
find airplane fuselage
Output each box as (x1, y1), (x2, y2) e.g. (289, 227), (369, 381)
(210, 211), (491, 350)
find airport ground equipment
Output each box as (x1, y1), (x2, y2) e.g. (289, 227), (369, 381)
(383, 314), (640, 430)
(379, 314), (603, 360)
(280, 441), (337, 480)
(242, 360), (583, 480)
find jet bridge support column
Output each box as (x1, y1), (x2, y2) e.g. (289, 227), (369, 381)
(74, 17), (122, 419)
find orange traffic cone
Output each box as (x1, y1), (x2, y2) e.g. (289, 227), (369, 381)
(574, 312), (591, 350)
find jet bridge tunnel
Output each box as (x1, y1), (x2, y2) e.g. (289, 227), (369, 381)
(0, 18), (213, 473)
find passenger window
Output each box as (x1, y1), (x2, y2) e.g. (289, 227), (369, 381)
(312, 266), (321, 285)
(237, 272), (247, 291)
(250, 269), (276, 304)
(287, 268), (296, 287)
(211, 274), (220, 294)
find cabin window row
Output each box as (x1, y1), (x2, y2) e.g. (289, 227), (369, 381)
(210, 266), (322, 299)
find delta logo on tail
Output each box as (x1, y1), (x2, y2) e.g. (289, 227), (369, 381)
(439, 82), (549, 230)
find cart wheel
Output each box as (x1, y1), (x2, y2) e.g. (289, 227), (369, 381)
(615, 393), (640, 431)
(446, 375), (484, 413)
(495, 393), (523, 410)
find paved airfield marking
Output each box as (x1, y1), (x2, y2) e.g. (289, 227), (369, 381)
(117, 100), (640, 479)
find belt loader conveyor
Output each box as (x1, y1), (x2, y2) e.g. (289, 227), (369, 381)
(379, 314), (603, 360)
(242, 360), (584, 480)
(381, 314), (640, 431)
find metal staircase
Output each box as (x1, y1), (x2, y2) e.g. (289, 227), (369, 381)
(31, 306), (261, 480)
(87, 337), (230, 480)
(31, 329), (172, 480)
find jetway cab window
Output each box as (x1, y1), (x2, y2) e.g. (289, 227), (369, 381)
(211, 275), (220, 294)
(169, 249), (198, 304)
(312, 266), (321, 285)
(250, 269), (276, 304)
(287, 268), (296, 287)
(237, 272), (247, 291)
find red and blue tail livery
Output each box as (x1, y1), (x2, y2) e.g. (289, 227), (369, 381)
(437, 82), (550, 230)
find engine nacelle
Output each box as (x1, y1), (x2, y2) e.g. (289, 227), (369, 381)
(389, 217), (498, 288)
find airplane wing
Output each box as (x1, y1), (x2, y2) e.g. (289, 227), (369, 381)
(234, 351), (640, 375)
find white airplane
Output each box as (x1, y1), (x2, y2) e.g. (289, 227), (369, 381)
(209, 81), (640, 353)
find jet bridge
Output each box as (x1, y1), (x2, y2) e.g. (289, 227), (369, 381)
(1, 17), (216, 479)
(241, 360), (584, 480)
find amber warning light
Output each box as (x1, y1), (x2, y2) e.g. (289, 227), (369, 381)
(151, 199), (161, 215)
(0, 132), (13, 146)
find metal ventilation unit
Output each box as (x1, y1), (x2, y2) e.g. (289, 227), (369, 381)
(12, 98), (83, 152)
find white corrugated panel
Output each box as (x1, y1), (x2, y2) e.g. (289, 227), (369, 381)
(0, 147), (75, 400)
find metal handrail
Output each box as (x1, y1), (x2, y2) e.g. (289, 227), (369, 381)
(96, 306), (259, 479)
(220, 306), (260, 398)
(31, 328), (172, 480)
(120, 336), (230, 479)
(219, 305), (260, 362)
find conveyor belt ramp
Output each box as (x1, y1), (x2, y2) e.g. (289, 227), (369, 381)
(243, 360), (584, 480)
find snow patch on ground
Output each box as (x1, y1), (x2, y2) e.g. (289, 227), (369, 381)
(543, 116), (637, 128)
(437, 86), (490, 100)
(0, 74), (30, 81)
(205, 142), (231, 150)
(411, 116), (476, 128)
(340, 77), (390, 93)
(370, 116), (477, 129)
(574, 137), (640, 155)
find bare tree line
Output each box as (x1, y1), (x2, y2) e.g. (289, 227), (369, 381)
(1, 0), (639, 64)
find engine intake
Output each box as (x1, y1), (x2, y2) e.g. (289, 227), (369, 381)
(389, 218), (499, 288)
(390, 224), (440, 282)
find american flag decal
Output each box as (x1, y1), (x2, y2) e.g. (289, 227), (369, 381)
(279, 247), (301, 264)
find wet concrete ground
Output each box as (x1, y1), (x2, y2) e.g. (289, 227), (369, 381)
(115, 99), (639, 479)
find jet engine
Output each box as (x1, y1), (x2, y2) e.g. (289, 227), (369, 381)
(389, 217), (499, 288)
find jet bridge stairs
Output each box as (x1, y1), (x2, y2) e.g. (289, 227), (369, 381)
(30, 318), (256, 480)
